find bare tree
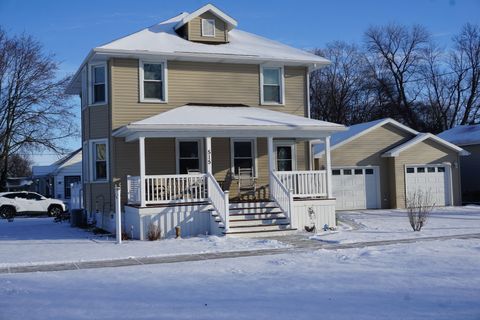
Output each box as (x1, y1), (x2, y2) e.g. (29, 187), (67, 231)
(364, 23), (431, 130)
(1, 153), (32, 177)
(0, 27), (77, 190)
(310, 41), (376, 125)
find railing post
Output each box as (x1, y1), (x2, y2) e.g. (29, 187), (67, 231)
(325, 136), (333, 199)
(139, 137), (146, 207)
(224, 190), (230, 232)
(205, 137), (212, 198)
(288, 189), (295, 229)
(126, 175), (131, 204)
(267, 137), (274, 198)
(115, 185), (122, 244)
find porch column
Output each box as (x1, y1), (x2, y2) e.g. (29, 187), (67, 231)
(139, 136), (146, 207)
(205, 137), (212, 174)
(325, 136), (333, 199)
(267, 136), (274, 197)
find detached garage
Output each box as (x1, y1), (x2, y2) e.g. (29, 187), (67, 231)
(314, 119), (469, 210)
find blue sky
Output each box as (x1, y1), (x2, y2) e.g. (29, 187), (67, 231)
(1, 0), (479, 165)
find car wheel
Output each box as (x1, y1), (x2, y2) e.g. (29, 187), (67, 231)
(48, 205), (62, 217)
(0, 206), (16, 221)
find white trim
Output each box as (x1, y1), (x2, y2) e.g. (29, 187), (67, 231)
(201, 19), (216, 37)
(273, 140), (297, 171)
(175, 138), (204, 174)
(82, 141), (89, 183)
(260, 65), (285, 106)
(88, 139), (109, 182)
(88, 62), (108, 106)
(230, 138), (257, 178)
(174, 4), (238, 31)
(314, 118), (419, 158)
(139, 59), (168, 103)
(81, 67), (87, 110)
(382, 133), (470, 157)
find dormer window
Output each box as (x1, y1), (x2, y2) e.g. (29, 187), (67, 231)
(201, 19), (215, 37)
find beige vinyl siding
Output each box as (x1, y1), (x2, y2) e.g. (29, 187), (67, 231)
(459, 145), (480, 202)
(110, 58), (308, 129)
(82, 105), (109, 139)
(83, 182), (112, 216)
(317, 123), (415, 209)
(188, 12), (228, 43)
(393, 139), (462, 208)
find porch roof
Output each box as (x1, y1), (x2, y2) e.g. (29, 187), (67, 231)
(113, 105), (345, 141)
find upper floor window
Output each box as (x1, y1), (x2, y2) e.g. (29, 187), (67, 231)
(201, 19), (215, 37)
(261, 66), (284, 105)
(140, 61), (167, 102)
(90, 64), (107, 105)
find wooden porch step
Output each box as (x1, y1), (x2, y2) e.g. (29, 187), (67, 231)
(229, 201), (277, 209)
(229, 212), (286, 221)
(228, 222), (290, 231)
(224, 227), (298, 238)
(229, 218), (288, 227)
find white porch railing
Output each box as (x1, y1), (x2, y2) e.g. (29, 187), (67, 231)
(127, 174), (208, 205)
(275, 170), (327, 198)
(270, 172), (293, 222)
(206, 173), (229, 231)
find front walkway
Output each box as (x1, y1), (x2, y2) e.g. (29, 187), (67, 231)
(2, 232), (479, 274)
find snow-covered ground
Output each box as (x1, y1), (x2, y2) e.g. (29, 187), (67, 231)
(0, 238), (479, 320)
(0, 218), (287, 267)
(314, 205), (480, 244)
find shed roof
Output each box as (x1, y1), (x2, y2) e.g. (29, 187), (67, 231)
(438, 125), (480, 146)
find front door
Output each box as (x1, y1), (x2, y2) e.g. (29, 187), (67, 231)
(274, 141), (296, 171)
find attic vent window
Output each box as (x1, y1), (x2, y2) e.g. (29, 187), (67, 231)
(202, 19), (215, 37)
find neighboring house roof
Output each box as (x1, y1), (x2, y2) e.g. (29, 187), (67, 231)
(438, 124), (480, 146)
(66, 8), (329, 93)
(313, 118), (418, 157)
(382, 133), (470, 157)
(113, 105), (345, 140)
(32, 149), (82, 177)
(174, 4), (238, 31)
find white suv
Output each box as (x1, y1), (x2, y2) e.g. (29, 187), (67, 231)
(0, 192), (67, 219)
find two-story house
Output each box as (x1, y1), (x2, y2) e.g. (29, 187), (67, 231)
(66, 4), (344, 239)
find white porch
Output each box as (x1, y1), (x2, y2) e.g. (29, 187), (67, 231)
(113, 105), (344, 238)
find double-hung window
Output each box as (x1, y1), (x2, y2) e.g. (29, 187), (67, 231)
(201, 19), (215, 37)
(231, 139), (256, 176)
(90, 64), (106, 105)
(91, 140), (108, 181)
(261, 66), (284, 104)
(177, 140), (201, 174)
(140, 61), (167, 102)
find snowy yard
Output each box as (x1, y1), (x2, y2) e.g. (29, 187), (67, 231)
(0, 238), (479, 319)
(315, 205), (480, 244)
(0, 218), (287, 268)
(0, 207), (479, 319)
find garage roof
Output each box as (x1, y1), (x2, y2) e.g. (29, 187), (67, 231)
(313, 118), (418, 157)
(381, 133), (470, 157)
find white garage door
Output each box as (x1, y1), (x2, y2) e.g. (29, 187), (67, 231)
(405, 165), (451, 206)
(332, 167), (380, 210)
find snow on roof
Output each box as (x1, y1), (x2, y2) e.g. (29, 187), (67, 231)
(174, 4), (238, 31)
(313, 118), (418, 156)
(32, 149), (82, 177)
(382, 133), (469, 157)
(113, 105), (345, 139)
(438, 125), (480, 146)
(97, 13), (328, 65)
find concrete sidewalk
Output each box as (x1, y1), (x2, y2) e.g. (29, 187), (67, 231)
(1, 232), (479, 275)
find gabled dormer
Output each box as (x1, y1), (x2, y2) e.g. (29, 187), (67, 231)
(174, 4), (237, 44)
